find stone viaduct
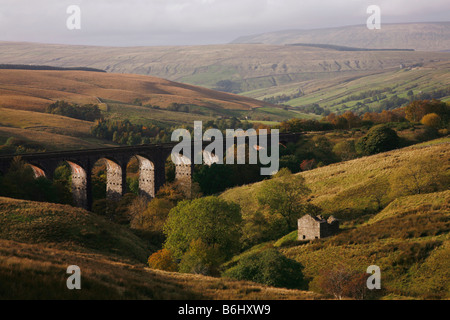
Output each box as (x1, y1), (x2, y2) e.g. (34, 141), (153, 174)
(0, 133), (301, 210)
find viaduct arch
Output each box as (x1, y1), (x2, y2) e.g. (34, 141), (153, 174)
(0, 133), (301, 210)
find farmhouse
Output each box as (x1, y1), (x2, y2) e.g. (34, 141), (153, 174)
(298, 215), (339, 240)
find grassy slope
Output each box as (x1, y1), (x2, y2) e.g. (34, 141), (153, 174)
(0, 197), (151, 263)
(0, 196), (321, 300)
(0, 69), (269, 112)
(281, 190), (450, 299)
(220, 139), (450, 299)
(221, 138), (450, 218)
(0, 126), (117, 151)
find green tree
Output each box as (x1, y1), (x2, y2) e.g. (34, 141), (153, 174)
(256, 168), (311, 230)
(163, 196), (242, 261)
(333, 140), (357, 161)
(193, 164), (233, 195)
(356, 124), (400, 155)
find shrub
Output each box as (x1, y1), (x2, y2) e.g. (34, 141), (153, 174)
(421, 113), (442, 129)
(223, 248), (306, 289)
(316, 266), (370, 300)
(179, 239), (225, 276)
(131, 198), (174, 233)
(147, 249), (178, 272)
(333, 140), (357, 161)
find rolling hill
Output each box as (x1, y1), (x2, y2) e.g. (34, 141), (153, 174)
(232, 22), (450, 52)
(244, 59), (450, 115)
(0, 69), (287, 151)
(1, 41), (449, 96)
(0, 69), (268, 112)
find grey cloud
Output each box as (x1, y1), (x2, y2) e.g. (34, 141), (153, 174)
(0, 0), (448, 46)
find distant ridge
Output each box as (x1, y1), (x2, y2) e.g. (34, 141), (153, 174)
(0, 64), (106, 73)
(232, 22), (450, 52)
(288, 43), (415, 52)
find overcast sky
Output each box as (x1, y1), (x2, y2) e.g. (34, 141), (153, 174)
(0, 0), (449, 46)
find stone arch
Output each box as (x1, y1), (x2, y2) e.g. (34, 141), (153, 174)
(91, 157), (126, 201)
(66, 160), (90, 210)
(105, 158), (125, 200)
(28, 164), (47, 178)
(135, 155), (156, 198)
(172, 153), (192, 196)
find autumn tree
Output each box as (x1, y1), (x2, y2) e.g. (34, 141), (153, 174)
(421, 113), (442, 129)
(405, 99), (449, 123)
(148, 249), (178, 272)
(131, 198), (174, 233)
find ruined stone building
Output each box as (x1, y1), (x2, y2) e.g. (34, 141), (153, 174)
(298, 215), (339, 240)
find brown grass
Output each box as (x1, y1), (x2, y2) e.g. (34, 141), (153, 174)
(0, 70), (268, 112)
(0, 126), (116, 151)
(0, 238), (321, 300)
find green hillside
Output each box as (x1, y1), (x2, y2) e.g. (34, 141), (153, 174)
(221, 138), (450, 219)
(280, 190), (450, 299)
(220, 139), (450, 299)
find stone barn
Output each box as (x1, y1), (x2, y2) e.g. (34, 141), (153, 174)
(298, 215), (339, 240)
